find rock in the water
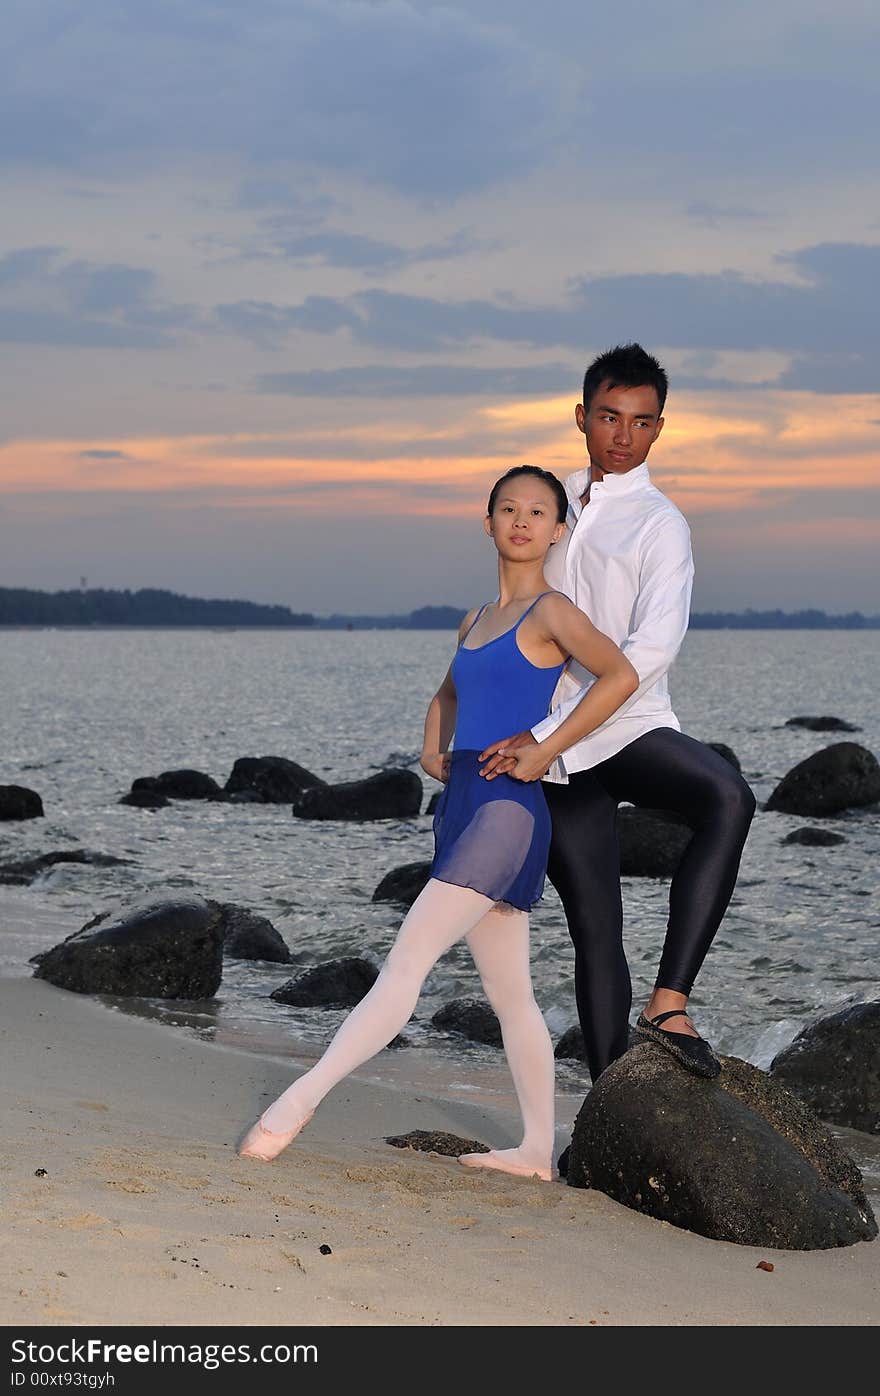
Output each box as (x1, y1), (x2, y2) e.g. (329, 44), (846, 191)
(706, 742), (741, 772)
(555, 1025), (588, 1062)
(786, 716), (860, 733)
(781, 827), (847, 847)
(385, 1130), (490, 1157)
(119, 788), (169, 809)
(0, 785), (44, 821)
(224, 755), (325, 803)
(425, 790), (441, 816)
(372, 861), (432, 906)
(131, 770), (224, 800)
(0, 849), (130, 885)
(567, 1044), (877, 1249)
(211, 902), (292, 963)
(32, 895), (224, 999)
(293, 768), (423, 821)
(271, 957), (378, 1007)
(431, 998), (502, 1047)
(618, 807), (693, 877)
(770, 1001), (880, 1135)
(766, 743), (880, 816)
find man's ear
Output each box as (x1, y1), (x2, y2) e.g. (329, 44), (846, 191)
(653, 416), (665, 443)
(575, 403), (586, 434)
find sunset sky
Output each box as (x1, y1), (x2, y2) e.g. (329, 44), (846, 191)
(1, 1), (878, 614)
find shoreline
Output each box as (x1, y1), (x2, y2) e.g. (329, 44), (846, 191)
(2, 977), (878, 1327)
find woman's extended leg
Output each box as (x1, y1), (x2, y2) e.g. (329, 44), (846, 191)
(239, 879), (495, 1158)
(459, 906), (556, 1180)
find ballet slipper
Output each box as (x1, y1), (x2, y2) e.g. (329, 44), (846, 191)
(458, 1149), (556, 1183)
(237, 1109), (314, 1162)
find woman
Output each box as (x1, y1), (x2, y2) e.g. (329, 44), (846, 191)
(239, 465), (638, 1180)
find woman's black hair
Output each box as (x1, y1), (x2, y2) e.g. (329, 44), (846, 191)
(486, 464), (568, 524)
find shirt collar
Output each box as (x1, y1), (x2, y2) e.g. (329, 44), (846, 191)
(565, 461), (652, 516)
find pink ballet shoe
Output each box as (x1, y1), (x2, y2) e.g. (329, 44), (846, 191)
(237, 1109), (314, 1162)
(458, 1150), (556, 1183)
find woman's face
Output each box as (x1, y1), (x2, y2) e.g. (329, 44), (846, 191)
(484, 477), (565, 560)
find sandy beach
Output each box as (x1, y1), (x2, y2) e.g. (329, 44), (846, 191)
(1, 977), (878, 1327)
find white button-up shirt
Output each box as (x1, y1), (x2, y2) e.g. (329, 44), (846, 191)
(533, 461), (694, 781)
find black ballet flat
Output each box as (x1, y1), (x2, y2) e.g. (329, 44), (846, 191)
(635, 1009), (721, 1079)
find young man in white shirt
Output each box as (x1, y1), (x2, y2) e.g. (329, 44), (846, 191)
(479, 344), (756, 1118)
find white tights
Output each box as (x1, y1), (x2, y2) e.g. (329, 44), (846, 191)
(261, 879), (556, 1172)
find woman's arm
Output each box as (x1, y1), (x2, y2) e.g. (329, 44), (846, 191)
(419, 608), (476, 783)
(505, 595), (638, 782)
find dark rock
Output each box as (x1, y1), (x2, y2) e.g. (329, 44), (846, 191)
(224, 755), (325, 803)
(271, 957), (378, 1008)
(372, 861), (432, 907)
(226, 790), (264, 804)
(32, 895), (224, 999)
(155, 769), (225, 800)
(706, 742), (741, 773)
(781, 827), (847, 847)
(555, 1025), (588, 1061)
(119, 789), (169, 809)
(770, 1001), (880, 1135)
(293, 768), (423, 821)
(0, 785), (44, 821)
(0, 849), (130, 885)
(425, 791), (441, 816)
(131, 776), (161, 792)
(786, 716), (860, 733)
(567, 1043), (876, 1249)
(618, 807), (693, 877)
(211, 902), (292, 963)
(431, 998), (502, 1047)
(766, 743), (880, 816)
(385, 1130), (490, 1157)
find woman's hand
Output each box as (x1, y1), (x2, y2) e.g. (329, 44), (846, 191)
(420, 752), (451, 783)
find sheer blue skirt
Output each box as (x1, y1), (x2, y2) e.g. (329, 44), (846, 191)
(430, 749), (552, 911)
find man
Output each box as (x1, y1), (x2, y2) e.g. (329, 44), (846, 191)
(480, 343), (756, 1116)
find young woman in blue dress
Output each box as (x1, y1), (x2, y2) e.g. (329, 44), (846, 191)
(239, 465), (638, 1179)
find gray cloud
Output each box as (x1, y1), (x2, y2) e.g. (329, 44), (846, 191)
(78, 449), (129, 460)
(686, 202), (768, 228)
(0, 247), (195, 349)
(255, 362), (574, 398)
(269, 228), (493, 273)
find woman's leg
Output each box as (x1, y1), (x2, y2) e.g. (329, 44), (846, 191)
(459, 906), (556, 1179)
(255, 880), (495, 1138)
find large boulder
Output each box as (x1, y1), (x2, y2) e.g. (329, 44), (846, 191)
(224, 755), (325, 804)
(271, 957), (378, 1008)
(780, 827), (846, 847)
(211, 902), (292, 963)
(132, 770), (224, 800)
(293, 768), (423, 821)
(567, 1044), (876, 1249)
(766, 743), (880, 816)
(0, 785), (44, 820)
(618, 807), (693, 877)
(0, 849), (130, 885)
(770, 1001), (880, 1135)
(32, 895), (223, 999)
(786, 716), (860, 732)
(431, 998), (502, 1047)
(119, 789), (169, 810)
(555, 1025), (588, 1062)
(372, 861), (432, 907)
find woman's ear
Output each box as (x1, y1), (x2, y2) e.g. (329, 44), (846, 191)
(483, 514), (493, 538)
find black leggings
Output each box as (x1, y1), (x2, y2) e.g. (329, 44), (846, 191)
(543, 727), (756, 1081)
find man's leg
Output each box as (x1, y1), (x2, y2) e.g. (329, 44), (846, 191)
(599, 727), (756, 1033)
(544, 772), (630, 1082)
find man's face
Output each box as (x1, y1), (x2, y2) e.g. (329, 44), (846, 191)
(575, 381), (664, 477)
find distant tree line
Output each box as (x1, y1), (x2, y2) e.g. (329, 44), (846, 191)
(1, 588), (876, 629)
(0, 587), (315, 627)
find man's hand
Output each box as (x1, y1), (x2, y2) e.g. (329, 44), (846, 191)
(478, 731), (537, 780)
(506, 742), (556, 783)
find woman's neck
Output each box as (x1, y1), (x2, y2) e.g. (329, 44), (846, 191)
(495, 558), (549, 608)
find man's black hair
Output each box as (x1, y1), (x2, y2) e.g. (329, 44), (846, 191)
(487, 464), (568, 524)
(582, 343), (668, 416)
